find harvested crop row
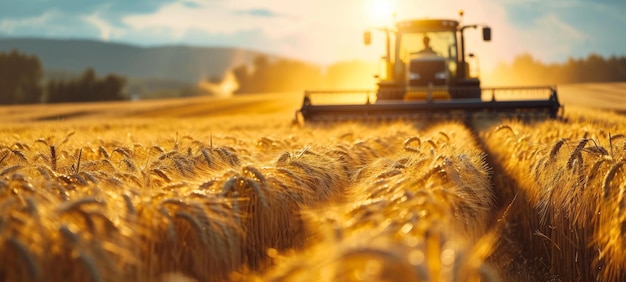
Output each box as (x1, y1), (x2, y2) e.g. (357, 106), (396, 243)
(259, 122), (498, 282)
(483, 109), (626, 281)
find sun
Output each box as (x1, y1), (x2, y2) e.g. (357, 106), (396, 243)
(367, 0), (394, 26)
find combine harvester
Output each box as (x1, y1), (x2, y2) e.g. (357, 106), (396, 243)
(296, 15), (562, 123)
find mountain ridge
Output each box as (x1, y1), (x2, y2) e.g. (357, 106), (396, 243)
(0, 37), (274, 83)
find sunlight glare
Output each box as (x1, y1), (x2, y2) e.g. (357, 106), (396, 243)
(367, 0), (394, 27)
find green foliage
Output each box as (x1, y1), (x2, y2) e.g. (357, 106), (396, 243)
(0, 50), (128, 104)
(46, 68), (127, 103)
(0, 50), (43, 104)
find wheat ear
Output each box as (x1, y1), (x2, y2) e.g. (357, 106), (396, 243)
(403, 136), (421, 152)
(7, 237), (41, 280)
(549, 138), (568, 160)
(0, 165), (22, 176)
(603, 161), (625, 199)
(567, 138), (589, 169)
(50, 145), (57, 172)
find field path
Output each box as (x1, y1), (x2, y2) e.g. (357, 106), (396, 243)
(558, 82), (626, 112)
(129, 83), (626, 117)
(0, 83), (624, 123)
(0, 92), (302, 123)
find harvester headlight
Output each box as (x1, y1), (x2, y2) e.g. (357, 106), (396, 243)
(409, 73), (421, 80)
(435, 71), (447, 79)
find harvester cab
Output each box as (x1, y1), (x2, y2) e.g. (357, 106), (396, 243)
(296, 17), (562, 123)
(372, 20), (487, 101)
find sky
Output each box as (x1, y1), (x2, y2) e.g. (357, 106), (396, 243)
(0, 0), (624, 72)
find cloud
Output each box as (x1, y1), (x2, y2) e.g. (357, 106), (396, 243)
(493, 0), (596, 63)
(235, 8), (283, 18)
(0, 0), (623, 70)
(518, 14), (585, 62)
(0, 10), (59, 34)
(121, 1), (287, 36)
(118, 0), (373, 64)
(120, 0), (365, 38)
(82, 12), (124, 42)
(0, 0), (172, 40)
(0, 0), (171, 19)
(536, 14), (584, 41)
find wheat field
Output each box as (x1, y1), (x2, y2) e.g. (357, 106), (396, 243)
(484, 107), (626, 281)
(1, 84), (626, 281)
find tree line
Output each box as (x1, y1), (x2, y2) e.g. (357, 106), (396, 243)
(3, 49), (626, 104)
(234, 53), (626, 93)
(0, 50), (42, 104)
(233, 55), (378, 94)
(485, 53), (626, 86)
(46, 68), (125, 103)
(0, 50), (126, 105)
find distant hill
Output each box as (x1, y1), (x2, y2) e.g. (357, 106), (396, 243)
(0, 37), (281, 98)
(0, 37), (269, 82)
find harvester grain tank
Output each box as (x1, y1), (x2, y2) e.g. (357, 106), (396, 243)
(296, 17), (562, 122)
